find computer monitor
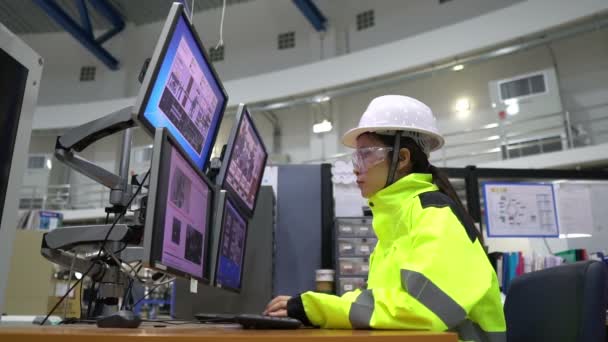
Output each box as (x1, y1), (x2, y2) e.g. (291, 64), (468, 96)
(217, 104), (268, 217)
(133, 2), (228, 171)
(214, 197), (248, 292)
(0, 24), (43, 314)
(143, 128), (215, 282)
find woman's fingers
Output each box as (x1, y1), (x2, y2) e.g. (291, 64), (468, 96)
(267, 309), (288, 317)
(263, 296), (291, 315)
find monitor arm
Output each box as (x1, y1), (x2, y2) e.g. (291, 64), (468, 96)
(55, 106), (136, 207)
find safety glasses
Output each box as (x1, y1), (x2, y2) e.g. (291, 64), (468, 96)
(351, 147), (393, 174)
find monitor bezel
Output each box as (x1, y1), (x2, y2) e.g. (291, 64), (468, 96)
(214, 196), (249, 293)
(216, 104), (269, 217)
(132, 2), (228, 172)
(0, 22), (43, 315)
(144, 127), (216, 283)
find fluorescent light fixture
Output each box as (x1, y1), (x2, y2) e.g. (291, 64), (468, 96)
(559, 233), (592, 239)
(313, 119), (333, 134)
(506, 102), (520, 115)
(314, 95), (331, 103)
(452, 64), (464, 71)
(491, 102), (497, 108)
(454, 98), (471, 119)
(46, 159), (52, 170)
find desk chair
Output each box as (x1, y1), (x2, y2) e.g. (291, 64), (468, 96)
(504, 260), (608, 342)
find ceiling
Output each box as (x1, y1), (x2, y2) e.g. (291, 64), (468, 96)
(0, 0), (252, 34)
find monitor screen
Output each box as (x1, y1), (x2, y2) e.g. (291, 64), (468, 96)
(148, 133), (213, 281)
(0, 48), (28, 229)
(215, 198), (248, 291)
(137, 5), (227, 171)
(221, 107), (268, 216)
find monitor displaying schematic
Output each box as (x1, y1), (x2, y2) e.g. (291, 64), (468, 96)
(133, 2), (227, 171)
(143, 128), (215, 282)
(215, 197), (248, 292)
(217, 104), (268, 217)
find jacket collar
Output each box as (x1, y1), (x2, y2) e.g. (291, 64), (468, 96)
(368, 173), (437, 244)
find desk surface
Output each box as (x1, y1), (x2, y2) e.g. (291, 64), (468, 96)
(0, 324), (457, 342)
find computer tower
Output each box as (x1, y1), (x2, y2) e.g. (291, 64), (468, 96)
(273, 164), (334, 296)
(173, 186), (275, 318)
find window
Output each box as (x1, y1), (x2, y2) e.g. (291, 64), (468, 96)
(80, 66), (96, 82)
(28, 156), (46, 169)
(209, 45), (225, 62)
(133, 146), (153, 164)
(278, 32), (296, 50)
(356, 10), (375, 31)
(499, 73), (547, 101)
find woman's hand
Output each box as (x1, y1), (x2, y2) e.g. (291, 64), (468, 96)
(263, 296), (292, 317)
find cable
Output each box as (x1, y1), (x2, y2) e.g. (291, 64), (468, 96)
(543, 238), (554, 255)
(121, 263), (142, 310)
(40, 263), (96, 325)
(63, 253), (78, 319)
(42, 169), (151, 325)
(215, 0), (227, 49)
(190, 0), (195, 20)
(131, 278), (175, 309)
(121, 278), (134, 311)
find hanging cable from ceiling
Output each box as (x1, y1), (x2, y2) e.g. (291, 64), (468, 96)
(215, 0), (227, 49)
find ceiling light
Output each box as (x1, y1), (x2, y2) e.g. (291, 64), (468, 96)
(455, 98), (470, 112)
(506, 102), (520, 116)
(313, 120), (333, 134)
(314, 95), (331, 103)
(559, 233), (592, 239)
(452, 64), (464, 71)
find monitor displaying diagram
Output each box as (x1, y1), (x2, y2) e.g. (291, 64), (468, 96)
(160, 145), (212, 279)
(215, 198), (248, 291)
(136, 8), (227, 171)
(221, 107), (268, 215)
(483, 182), (559, 237)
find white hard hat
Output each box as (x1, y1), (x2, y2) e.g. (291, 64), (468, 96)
(342, 95), (444, 153)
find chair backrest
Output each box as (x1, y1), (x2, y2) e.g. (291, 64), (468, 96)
(504, 260), (608, 342)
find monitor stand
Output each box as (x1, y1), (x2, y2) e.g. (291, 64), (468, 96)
(40, 106), (145, 324)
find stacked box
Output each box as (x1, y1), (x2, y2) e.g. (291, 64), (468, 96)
(334, 217), (376, 295)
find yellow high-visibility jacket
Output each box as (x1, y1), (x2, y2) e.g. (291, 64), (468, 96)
(289, 173), (506, 342)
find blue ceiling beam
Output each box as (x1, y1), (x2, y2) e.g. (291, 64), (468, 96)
(76, 0), (93, 38)
(33, 0), (123, 70)
(292, 0), (327, 32)
(88, 0), (125, 30)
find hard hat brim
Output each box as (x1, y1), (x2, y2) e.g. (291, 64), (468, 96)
(342, 126), (445, 152)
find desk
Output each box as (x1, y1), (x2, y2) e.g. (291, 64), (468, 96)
(0, 324), (457, 342)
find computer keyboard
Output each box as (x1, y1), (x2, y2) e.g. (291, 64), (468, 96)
(234, 314), (302, 329)
(195, 313), (302, 329)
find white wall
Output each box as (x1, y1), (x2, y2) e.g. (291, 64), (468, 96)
(20, 0), (527, 107)
(319, 0), (524, 54)
(26, 24), (608, 167)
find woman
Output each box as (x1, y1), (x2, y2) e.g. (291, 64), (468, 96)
(264, 95), (506, 341)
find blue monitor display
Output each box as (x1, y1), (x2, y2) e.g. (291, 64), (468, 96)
(215, 198), (248, 291)
(136, 5), (227, 171)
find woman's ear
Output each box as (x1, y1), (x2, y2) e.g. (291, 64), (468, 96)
(398, 148), (411, 172)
